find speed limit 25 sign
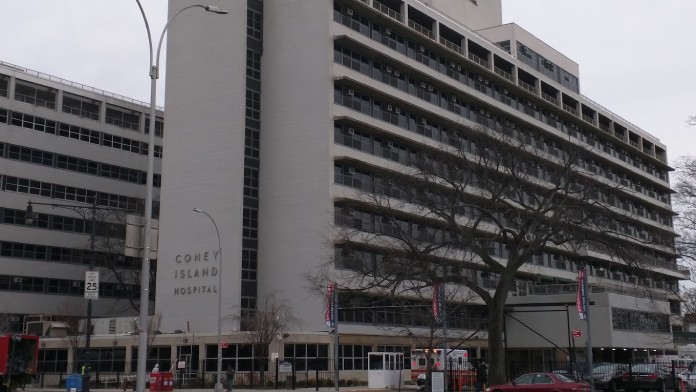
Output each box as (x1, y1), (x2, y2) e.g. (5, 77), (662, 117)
(85, 271), (100, 299)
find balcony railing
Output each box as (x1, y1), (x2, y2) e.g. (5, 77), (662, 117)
(372, 2), (403, 22)
(562, 104), (578, 116)
(528, 283), (669, 301)
(467, 53), (489, 69)
(518, 80), (537, 94)
(0, 60), (160, 111)
(582, 114), (596, 125)
(408, 20), (434, 40)
(439, 37), (464, 55)
(541, 92), (558, 106)
(494, 67), (514, 82)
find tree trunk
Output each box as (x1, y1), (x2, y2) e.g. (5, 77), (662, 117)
(487, 295), (507, 386)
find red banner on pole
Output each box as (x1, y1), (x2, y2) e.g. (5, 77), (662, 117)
(325, 282), (336, 328)
(577, 268), (587, 320)
(432, 283), (442, 323)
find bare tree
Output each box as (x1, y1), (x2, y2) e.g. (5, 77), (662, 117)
(231, 292), (301, 383)
(673, 156), (696, 267)
(30, 205), (153, 314)
(93, 210), (154, 314)
(674, 287), (696, 331)
(128, 312), (163, 351)
(54, 301), (86, 373)
(312, 124), (657, 384)
(0, 314), (15, 333)
(358, 283), (484, 357)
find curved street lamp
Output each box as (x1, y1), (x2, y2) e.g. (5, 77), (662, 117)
(192, 208), (223, 392)
(133, 3), (228, 392)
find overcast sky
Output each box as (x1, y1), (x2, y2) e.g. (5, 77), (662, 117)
(2, 1), (694, 166)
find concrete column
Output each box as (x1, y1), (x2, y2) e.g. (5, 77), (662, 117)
(8, 75), (16, 100)
(100, 103), (107, 125)
(55, 90), (63, 113)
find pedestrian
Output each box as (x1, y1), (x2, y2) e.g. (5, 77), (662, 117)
(476, 360), (488, 392)
(152, 363), (160, 373)
(225, 366), (236, 392)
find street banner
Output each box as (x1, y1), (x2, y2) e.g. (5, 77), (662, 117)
(325, 282), (335, 328)
(432, 283), (443, 323)
(576, 268), (587, 320)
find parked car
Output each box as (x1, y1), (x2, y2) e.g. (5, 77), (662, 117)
(616, 363), (681, 392)
(485, 372), (589, 392)
(681, 371), (696, 392)
(592, 364), (627, 392)
(553, 362), (611, 381)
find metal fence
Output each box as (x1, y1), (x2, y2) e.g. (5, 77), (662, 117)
(505, 359), (688, 392)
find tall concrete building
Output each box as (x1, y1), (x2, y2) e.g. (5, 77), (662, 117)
(0, 60), (161, 331)
(157, 0), (681, 365)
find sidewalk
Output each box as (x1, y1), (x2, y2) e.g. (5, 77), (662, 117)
(24, 387), (415, 392)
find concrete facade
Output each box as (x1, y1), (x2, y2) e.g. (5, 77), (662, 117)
(155, 0), (680, 356)
(0, 60), (161, 326)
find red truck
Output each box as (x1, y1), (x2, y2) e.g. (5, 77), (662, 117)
(0, 334), (40, 392)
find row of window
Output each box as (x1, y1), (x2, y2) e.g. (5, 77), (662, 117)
(333, 119), (673, 239)
(1, 175), (145, 213)
(240, 2), (264, 314)
(0, 274), (138, 298)
(2, 207), (127, 240)
(62, 92), (100, 121)
(1, 240), (139, 269)
(14, 80), (56, 109)
(517, 42), (578, 91)
(337, 291), (488, 331)
(611, 308), (670, 333)
(0, 142), (161, 187)
(36, 343), (412, 374)
(0, 108), (162, 158)
(335, 163), (672, 252)
(4, 75), (164, 134)
(333, 40), (669, 191)
(333, 84), (674, 229)
(332, 9), (669, 181)
(332, 201), (678, 291)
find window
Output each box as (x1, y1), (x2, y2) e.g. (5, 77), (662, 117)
(246, 49), (261, 80)
(247, 9), (262, 40)
(611, 308), (669, 333)
(242, 208), (258, 239)
(37, 349), (68, 373)
(245, 89), (260, 120)
(131, 346), (171, 373)
(144, 116), (164, 137)
(106, 106), (140, 131)
(284, 344), (329, 371)
(340, 345), (371, 370)
(14, 80), (56, 109)
(92, 348), (126, 372)
(62, 93), (100, 120)
(0, 74), (8, 97)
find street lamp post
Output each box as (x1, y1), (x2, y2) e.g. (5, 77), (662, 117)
(192, 208), (223, 392)
(24, 200), (129, 392)
(133, 3), (228, 392)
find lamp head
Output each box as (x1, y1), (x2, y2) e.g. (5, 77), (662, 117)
(192, 208), (202, 213)
(205, 5), (229, 14)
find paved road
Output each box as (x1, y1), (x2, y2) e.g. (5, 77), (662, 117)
(24, 387), (415, 392)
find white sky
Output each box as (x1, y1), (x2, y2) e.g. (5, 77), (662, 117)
(1, 0), (694, 166)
